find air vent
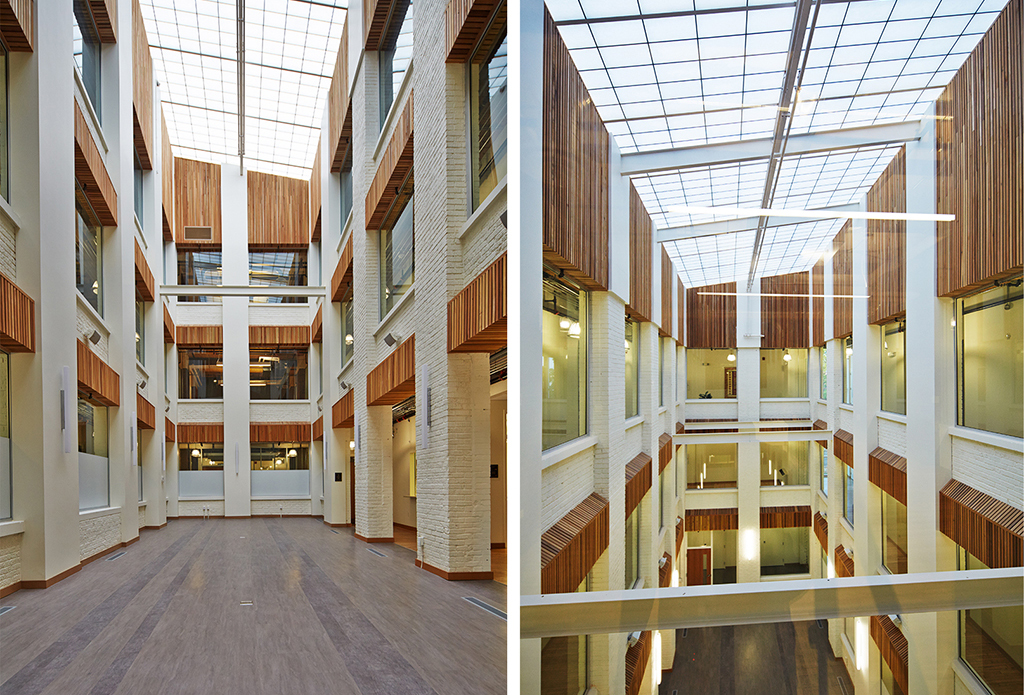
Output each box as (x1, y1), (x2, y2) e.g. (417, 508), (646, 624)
(183, 226), (213, 241)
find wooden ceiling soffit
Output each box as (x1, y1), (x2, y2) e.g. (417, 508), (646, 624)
(75, 102), (118, 226)
(760, 505), (812, 529)
(248, 325), (310, 348)
(624, 452), (652, 520)
(448, 253), (507, 353)
(445, 0), (502, 62)
(131, 0), (153, 169)
(137, 393), (156, 430)
(77, 340), (120, 407)
(333, 390), (355, 428)
(250, 422), (311, 443)
(311, 305), (323, 343)
(365, 94), (414, 230)
(134, 239), (155, 302)
(331, 235), (354, 302)
(366, 335), (416, 406)
(833, 429), (854, 466)
(177, 423), (224, 443)
(939, 479), (1023, 569)
(0, 273), (35, 353)
(0, 0), (34, 51)
(868, 446), (907, 505)
(540, 492), (609, 595)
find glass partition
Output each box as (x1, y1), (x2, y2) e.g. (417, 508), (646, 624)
(470, 21), (507, 209)
(340, 299), (354, 367)
(340, 166), (353, 228)
(625, 318), (639, 419)
(625, 503), (641, 589)
(881, 321), (906, 415)
(842, 336), (853, 405)
(73, 0), (102, 121)
(760, 527), (809, 576)
(75, 193), (103, 315)
(842, 462), (854, 526)
(882, 493), (907, 574)
(133, 151), (144, 225)
(135, 299), (145, 364)
(542, 271), (587, 450)
(249, 251), (307, 303)
(178, 348), (223, 399)
(818, 444), (828, 497)
(760, 441), (809, 487)
(78, 397), (108, 510)
(686, 443), (738, 489)
(177, 249), (222, 303)
(250, 348), (308, 400)
(0, 41), (8, 202)
(540, 574), (589, 695)
(380, 191), (414, 318)
(178, 444), (224, 498)
(760, 348), (808, 398)
(251, 443), (310, 497)
(686, 348), (736, 399)
(659, 338), (665, 406)
(378, 0), (413, 129)
(959, 548), (1023, 695)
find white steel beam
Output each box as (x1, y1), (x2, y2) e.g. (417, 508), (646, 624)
(656, 204), (859, 242)
(673, 429), (831, 445)
(160, 285), (328, 297)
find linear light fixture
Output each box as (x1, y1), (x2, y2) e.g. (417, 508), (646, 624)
(669, 205), (954, 223)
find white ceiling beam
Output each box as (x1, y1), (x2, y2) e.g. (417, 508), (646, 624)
(656, 203), (859, 242)
(161, 285), (328, 298)
(672, 429), (831, 445)
(620, 121), (922, 176)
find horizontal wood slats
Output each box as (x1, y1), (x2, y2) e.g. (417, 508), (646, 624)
(77, 340), (120, 407)
(813, 512), (828, 551)
(247, 171), (309, 248)
(659, 552), (673, 588)
(871, 615), (909, 695)
(137, 393), (155, 430)
(686, 283), (737, 348)
(867, 146), (906, 324)
(448, 253), (507, 353)
(328, 21), (350, 171)
(937, 0), (1023, 297)
(869, 447), (907, 505)
(248, 325), (310, 348)
(676, 278), (685, 345)
(365, 94), (414, 230)
(0, 0), (34, 51)
(624, 452), (652, 520)
(660, 249), (673, 338)
(445, 0), (501, 62)
(74, 102), (117, 226)
(761, 272), (810, 348)
(760, 505), (812, 529)
(835, 544), (855, 578)
(174, 158), (222, 246)
(331, 235), (354, 302)
(0, 273), (35, 353)
(542, 8), (609, 291)
(832, 221), (853, 339)
(939, 479), (1023, 569)
(686, 508), (739, 532)
(177, 423), (224, 443)
(161, 114), (173, 241)
(813, 419), (829, 448)
(833, 429), (854, 466)
(312, 417), (323, 442)
(88, 0), (116, 42)
(134, 239), (155, 302)
(250, 422), (311, 443)
(310, 147), (322, 243)
(624, 630), (652, 695)
(333, 391), (354, 428)
(311, 305), (323, 343)
(366, 335), (416, 407)
(626, 184), (653, 323)
(176, 325), (222, 347)
(540, 492), (610, 595)
(163, 305), (174, 344)
(812, 259), (825, 347)
(658, 433), (673, 473)
(364, 0), (408, 50)
(131, 0), (153, 169)
(165, 417), (175, 442)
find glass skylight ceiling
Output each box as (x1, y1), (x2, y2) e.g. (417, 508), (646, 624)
(548, 0), (1007, 285)
(140, 0), (348, 180)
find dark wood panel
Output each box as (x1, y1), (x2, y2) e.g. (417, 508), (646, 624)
(677, 277), (685, 346)
(625, 630), (652, 695)
(624, 452), (652, 520)
(813, 419), (829, 448)
(686, 282), (737, 348)
(177, 423), (224, 443)
(365, 94), (414, 230)
(0, 0), (34, 51)
(331, 235), (354, 302)
(137, 393), (156, 430)
(176, 325), (222, 347)
(760, 505), (812, 529)
(658, 433), (673, 474)
(311, 305), (323, 344)
(161, 112), (174, 241)
(835, 544), (855, 578)
(328, 21), (351, 171)
(87, 0), (116, 42)
(867, 146), (906, 324)
(661, 249), (674, 338)
(937, 0), (1023, 297)
(77, 340), (120, 407)
(540, 493), (609, 595)
(163, 305), (175, 344)
(811, 259), (824, 347)
(165, 417), (175, 442)
(332, 390), (354, 428)
(445, 0), (502, 62)
(312, 417), (323, 442)
(249, 325), (310, 348)
(448, 253), (507, 353)
(659, 552), (673, 588)
(832, 221), (853, 340)
(366, 335), (416, 406)
(833, 429), (853, 466)
(871, 615), (909, 695)
(761, 271), (810, 348)
(131, 0), (153, 168)
(868, 446), (907, 505)
(250, 422), (312, 443)
(134, 239), (155, 302)
(813, 512), (828, 551)
(0, 273), (35, 353)
(74, 102), (117, 226)
(247, 171), (309, 248)
(542, 8), (609, 291)
(939, 479), (1023, 569)
(174, 158), (222, 246)
(685, 508), (739, 532)
(310, 147), (322, 243)
(627, 183), (653, 323)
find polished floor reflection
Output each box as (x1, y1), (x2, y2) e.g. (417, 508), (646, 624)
(0, 519), (506, 695)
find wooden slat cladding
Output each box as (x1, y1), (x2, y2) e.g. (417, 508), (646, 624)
(165, 417), (175, 443)
(867, 147), (906, 324)
(249, 325), (310, 348)
(74, 102), (117, 226)
(676, 518), (685, 555)
(833, 429), (854, 466)
(366, 336), (416, 406)
(937, 0), (1024, 297)
(332, 391), (354, 428)
(311, 305), (323, 343)
(868, 446), (908, 505)
(77, 340), (120, 407)
(331, 235), (354, 302)
(365, 94), (414, 230)
(134, 239), (155, 302)
(177, 423), (224, 443)
(445, 0), (502, 62)
(626, 184), (653, 322)
(247, 171), (309, 248)
(176, 325), (223, 347)
(813, 419), (829, 448)
(676, 278), (685, 345)
(624, 452), (652, 520)
(137, 393), (156, 430)
(811, 259), (825, 347)
(624, 630), (652, 695)
(87, 0), (117, 42)
(939, 479), (1023, 569)
(542, 8), (609, 291)
(161, 113), (174, 241)
(131, 0), (153, 168)
(250, 422), (312, 443)
(686, 282), (737, 348)
(0, 273), (35, 353)
(660, 250), (674, 338)
(540, 493), (609, 595)
(813, 512), (828, 551)
(832, 221), (853, 340)
(659, 553), (673, 588)
(311, 417), (324, 442)
(871, 615), (909, 695)
(328, 22), (350, 171)
(309, 148), (322, 242)
(174, 158), (222, 246)
(760, 505), (812, 529)
(761, 271), (810, 348)
(448, 253), (507, 353)
(163, 305), (175, 344)
(658, 433), (673, 474)
(364, 0), (410, 50)
(685, 508), (739, 532)
(0, 0), (34, 51)
(835, 544), (855, 578)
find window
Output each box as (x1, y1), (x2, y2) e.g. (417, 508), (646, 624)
(77, 396), (108, 510)
(881, 493), (907, 575)
(842, 462), (854, 526)
(542, 271), (587, 451)
(659, 338), (665, 407)
(250, 348), (308, 400)
(339, 165), (353, 229)
(624, 318), (639, 419)
(251, 443), (310, 470)
(469, 16), (507, 209)
(133, 151), (144, 227)
(842, 336), (853, 405)
(686, 348), (736, 399)
(760, 348), (808, 398)
(75, 191), (102, 314)
(0, 352), (10, 520)
(881, 655), (906, 695)
(760, 441), (809, 487)
(819, 444), (828, 497)
(625, 504), (641, 589)
(881, 321), (906, 415)
(137, 434), (143, 502)
(379, 187), (414, 318)
(760, 527), (809, 576)
(659, 467), (669, 531)
(341, 299), (354, 367)
(0, 40), (9, 202)
(178, 348), (223, 400)
(956, 281), (1023, 438)
(378, 0), (413, 130)
(687, 529), (737, 584)
(249, 251), (308, 303)
(73, 0), (102, 122)
(958, 548), (1023, 695)
(686, 443), (737, 489)
(177, 250), (222, 303)
(819, 345), (827, 400)
(135, 299), (145, 365)
(179, 444), (223, 471)
(540, 573), (589, 695)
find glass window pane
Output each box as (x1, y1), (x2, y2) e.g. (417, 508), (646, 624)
(470, 25), (508, 209)
(179, 444), (224, 471)
(760, 527), (809, 576)
(686, 443), (737, 489)
(820, 346), (827, 400)
(687, 348), (736, 399)
(249, 250), (308, 303)
(135, 300), (145, 365)
(340, 167), (353, 228)
(250, 348), (308, 400)
(542, 271), (587, 450)
(843, 462), (854, 525)
(75, 194), (102, 315)
(760, 441), (809, 487)
(0, 352), (10, 520)
(881, 321), (906, 414)
(659, 338), (665, 406)
(760, 348), (808, 398)
(380, 194), (415, 318)
(251, 443), (310, 470)
(819, 444), (828, 496)
(959, 549), (1024, 695)
(625, 505), (640, 588)
(881, 493), (907, 574)
(341, 299), (354, 367)
(134, 152), (144, 226)
(73, 0), (102, 122)
(0, 41), (9, 202)
(842, 336), (853, 405)
(178, 348), (224, 400)
(177, 250), (222, 303)
(540, 574), (589, 695)
(625, 318), (639, 418)
(77, 397), (107, 456)
(378, 1), (414, 130)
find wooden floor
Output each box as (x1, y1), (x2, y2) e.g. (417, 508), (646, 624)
(393, 524), (507, 585)
(0, 518), (506, 695)
(661, 621), (854, 695)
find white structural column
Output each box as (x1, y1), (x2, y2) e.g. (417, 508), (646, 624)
(640, 322), (660, 593)
(360, 405), (393, 539)
(736, 293), (761, 583)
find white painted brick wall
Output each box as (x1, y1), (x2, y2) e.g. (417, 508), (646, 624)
(138, 505), (146, 529)
(177, 500), (225, 516)
(79, 510), (121, 561)
(178, 402), (224, 422)
(623, 421), (643, 459)
(251, 499), (312, 515)
(877, 418), (907, 457)
(685, 400), (739, 420)
(249, 402), (313, 423)
(952, 437), (1024, 510)
(76, 306), (109, 362)
(0, 534), (21, 590)
(759, 400), (811, 419)
(176, 304), (223, 325)
(813, 401), (827, 423)
(541, 448), (597, 531)
(460, 212), (506, 284)
(0, 209), (16, 280)
(248, 305), (311, 325)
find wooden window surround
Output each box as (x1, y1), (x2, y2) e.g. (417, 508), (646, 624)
(365, 94), (414, 230)
(868, 447), (907, 505)
(248, 325), (310, 348)
(137, 393), (156, 430)
(813, 512), (828, 551)
(760, 505), (812, 529)
(247, 171), (309, 248)
(311, 416), (324, 442)
(366, 335), (416, 407)
(657, 433), (673, 474)
(175, 325), (223, 347)
(832, 221), (854, 340)
(310, 148), (322, 243)
(333, 390), (355, 428)
(540, 492), (609, 595)
(177, 423), (224, 443)
(311, 305), (323, 344)
(660, 249), (673, 338)
(448, 253), (507, 353)
(0, 0), (35, 51)
(131, 0), (153, 168)
(76, 340), (119, 407)
(331, 235), (354, 302)
(835, 544), (855, 578)
(624, 452), (652, 520)
(161, 115), (173, 241)
(165, 417), (175, 443)
(812, 259), (825, 347)
(626, 183), (652, 323)
(444, 0), (503, 62)
(833, 429), (854, 466)
(85, 0), (117, 42)
(328, 22), (351, 171)
(75, 102), (117, 226)
(625, 630), (652, 695)
(939, 479), (1023, 569)
(134, 239), (155, 302)
(250, 422), (312, 444)
(871, 615), (909, 695)
(163, 305), (175, 344)
(813, 419), (829, 448)
(685, 508), (739, 532)
(658, 552), (673, 588)
(0, 273), (35, 353)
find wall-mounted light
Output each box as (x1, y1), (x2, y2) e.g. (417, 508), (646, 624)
(559, 318), (570, 331)
(727, 352), (736, 362)
(658, 556), (668, 569)
(165, 404), (170, 412)
(383, 332), (400, 347)
(287, 449), (298, 457)
(191, 448), (201, 457)
(345, 333), (354, 345)
(349, 440), (355, 450)
(139, 379), (148, 390)
(339, 380), (349, 391)
(627, 631), (642, 648)
(88, 330), (102, 345)
(782, 350), (792, 362)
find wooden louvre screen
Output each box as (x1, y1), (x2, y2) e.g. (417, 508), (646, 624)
(661, 249), (674, 338)
(249, 325), (310, 348)
(833, 429), (854, 466)
(333, 391), (355, 428)
(310, 148), (322, 242)
(163, 306), (175, 344)
(813, 419), (829, 447)
(174, 158), (222, 246)
(250, 422), (312, 443)
(176, 325), (223, 347)
(540, 492), (609, 595)
(659, 553), (673, 588)
(327, 22), (351, 171)
(448, 253), (507, 353)
(332, 235), (354, 302)
(676, 518), (685, 555)
(871, 615), (909, 695)
(134, 240), (155, 302)
(939, 479), (1023, 569)
(311, 305), (323, 343)
(835, 545), (855, 578)
(165, 417), (176, 443)
(813, 512), (828, 551)
(77, 340), (120, 407)
(75, 102), (118, 226)
(811, 258), (825, 347)
(312, 416), (324, 442)
(0, 0), (34, 51)
(445, 0), (502, 62)
(624, 630), (652, 695)
(624, 453), (652, 519)
(676, 277), (685, 345)
(86, 0), (116, 42)
(626, 183), (652, 323)
(760, 506), (812, 529)
(658, 433), (673, 473)
(686, 508), (739, 532)
(832, 221), (854, 339)
(868, 447), (908, 505)
(366, 336), (416, 407)
(866, 146), (907, 324)
(177, 423), (224, 443)
(161, 115), (174, 240)
(137, 393), (156, 430)
(686, 283), (737, 348)
(131, 0), (153, 168)
(365, 95), (414, 230)
(760, 271), (810, 348)
(0, 273), (35, 353)
(247, 171), (309, 248)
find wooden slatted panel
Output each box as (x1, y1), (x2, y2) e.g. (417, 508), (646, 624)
(832, 221), (853, 339)
(448, 253), (507, 353)
(77, 340), (120, 407)
(0, 0), (34, 51)
(364, 0), (409, 50)
(685, 508), (739, 532)
(676, 517), (685, 555)
(939, 479), (1023, 569)
(937, 0), (1023, 297)
(311, 305), (323, 343)
(137, 393), (155, 430)
(131, 0), (153, 168)
(249, 325), (310, 348)
(868, 446), (908, 505)
(74, 102), (117, 226)
(811, 259), (825, 347)
(163, 305), (175, 344)
(660, 249), (674, 338)
(542, 8), (609, 291)
(0, 273), (35, 353)
(332, 391), (354, 428)
(134, 239), (155, 302)
(312, 416), (324, 442)
(813, 512), (828, 551)
(833, 429), (854, 466)
(867, 146), (906, 324)
(328, 22), (351, 171)
(165, 417), (175, 442)
(161, 111), (174, 241)
(250, 422), (311, 443)
(871, 615), (909, 695)
(626, 183), (653, 322)
(87, 0), (116, 42)
(835, 544), (855, 578)
(658, 433), (673, 474)
(445, 0), (501, 62)
(624, 452), (652, 520)
(174, 158), (222, 246)
(686, 283), (737, 348)
(813, 419), (829, 448)
(761, 271), (810, 348)
(365, 94), (414, 230)
(760, 505), (812, 529)
(540, 493), (609, 595)
(659, 552), (673, 588)
(676, 277), (685, 345)
(176, 325), (223, 347)
(366, 335), (416, 406)
(624, 630), (652, 695)
(309, 147), (322, 243)
(177, 423), (224, 443)
(247, 171), (309, 248)
(331, 235), (354, 302)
